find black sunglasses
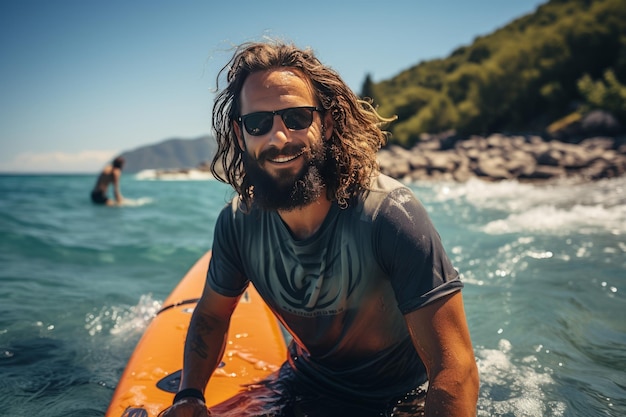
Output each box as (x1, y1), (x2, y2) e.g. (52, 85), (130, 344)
(238, 106), (323, 136)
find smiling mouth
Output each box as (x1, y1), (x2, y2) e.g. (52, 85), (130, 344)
(268, 150), (304, 164)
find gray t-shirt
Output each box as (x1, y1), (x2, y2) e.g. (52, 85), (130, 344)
(208, 174), (462, 402)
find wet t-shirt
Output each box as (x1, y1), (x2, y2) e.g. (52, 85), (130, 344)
(208, 174), (462, 403)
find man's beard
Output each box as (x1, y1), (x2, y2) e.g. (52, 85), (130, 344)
(242, 140), (330, 211)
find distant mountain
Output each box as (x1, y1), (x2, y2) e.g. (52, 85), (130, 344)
(118, 136), (216, 173)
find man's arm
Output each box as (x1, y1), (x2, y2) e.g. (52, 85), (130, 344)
(180, 285), (239, 391)
(161, 284), (242, 416)
(112, 169), (123, 204)
(405, 291), (479, 417)
(180, 286), (241, 392)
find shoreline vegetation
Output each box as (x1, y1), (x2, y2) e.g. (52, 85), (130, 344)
(364, 0), (626, 151)
(364, 0), (626, 184)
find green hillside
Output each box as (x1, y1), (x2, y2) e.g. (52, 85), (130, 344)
(364, 0), (626, 146)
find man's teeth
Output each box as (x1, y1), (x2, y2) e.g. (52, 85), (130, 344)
(270, 152), (303, 163)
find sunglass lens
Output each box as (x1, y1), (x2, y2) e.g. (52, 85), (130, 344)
(283, 108), (313, 130)
(244, 113), (273, 136)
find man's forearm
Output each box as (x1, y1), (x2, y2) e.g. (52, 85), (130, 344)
(113, 185), (123, 203)
(424, 367), (479, 417)
(180, 309), (230, 392)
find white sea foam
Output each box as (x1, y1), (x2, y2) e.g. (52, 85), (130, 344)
(134, 169), (215, 181)
(476, 339), (567, 417)
(119, 197), (154, 207)
(431, 177), (626, 235)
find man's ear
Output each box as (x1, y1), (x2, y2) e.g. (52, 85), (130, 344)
(233, 120), (246, 151)
(323, 111), (334, 141)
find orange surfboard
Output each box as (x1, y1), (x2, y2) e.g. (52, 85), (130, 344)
(105, 251), (288, 417)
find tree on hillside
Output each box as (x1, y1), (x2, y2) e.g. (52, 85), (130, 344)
(360, 73), (377, 103)
(371, 0), (626, 146)
(578, 69), (626, 123)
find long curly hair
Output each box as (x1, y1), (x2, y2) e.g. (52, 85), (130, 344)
(211, 40), (395, 209)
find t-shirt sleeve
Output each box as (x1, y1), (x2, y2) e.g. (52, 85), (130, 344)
(207, 202), (249, 297)
(373, 187), (463, 314)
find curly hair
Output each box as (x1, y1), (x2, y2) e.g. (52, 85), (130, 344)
(211, 40), (395, 209)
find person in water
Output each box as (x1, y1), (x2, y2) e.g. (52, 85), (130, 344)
(162, 41), (479, 417)
(90, 156), (125, 205)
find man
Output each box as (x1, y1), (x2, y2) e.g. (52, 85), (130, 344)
(163, 41), (479, 417)
(90, 156), (124, 205)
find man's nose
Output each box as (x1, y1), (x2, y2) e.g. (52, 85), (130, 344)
(267, 115), (291, 146)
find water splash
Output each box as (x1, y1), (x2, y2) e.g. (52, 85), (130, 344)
(476, 339), (567, 417)
(85, 294), (161, 338)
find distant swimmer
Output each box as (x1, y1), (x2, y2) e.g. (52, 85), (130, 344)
(90, 156), (125, 206)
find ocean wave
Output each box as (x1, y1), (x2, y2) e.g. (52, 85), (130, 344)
(429, 177), (626, 235)
(483, 204), (626, 235)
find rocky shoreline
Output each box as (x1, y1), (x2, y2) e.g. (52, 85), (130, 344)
(146, 115), (626, 184)
(377, 133), (626, 183)
(148, 133), (626, 184)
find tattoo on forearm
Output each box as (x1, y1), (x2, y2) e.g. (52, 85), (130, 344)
(189, 314), (215, 360)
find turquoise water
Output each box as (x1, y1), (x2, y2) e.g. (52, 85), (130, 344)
(0, 174), (624, 416)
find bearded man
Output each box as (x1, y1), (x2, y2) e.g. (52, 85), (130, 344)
(162, 40), (479, 417)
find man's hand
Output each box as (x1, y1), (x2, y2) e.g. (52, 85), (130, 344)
(159, 398), (211, 417)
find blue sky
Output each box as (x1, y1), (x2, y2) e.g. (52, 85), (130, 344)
(0, 0), (545, 173)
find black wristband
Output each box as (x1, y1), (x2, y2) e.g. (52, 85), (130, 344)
(173, 388), (205, 405)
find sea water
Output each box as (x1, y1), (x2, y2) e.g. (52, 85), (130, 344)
(0, 174), (624, 417)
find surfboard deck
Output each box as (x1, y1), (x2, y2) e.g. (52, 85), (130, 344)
(105, 251), (287, 417)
